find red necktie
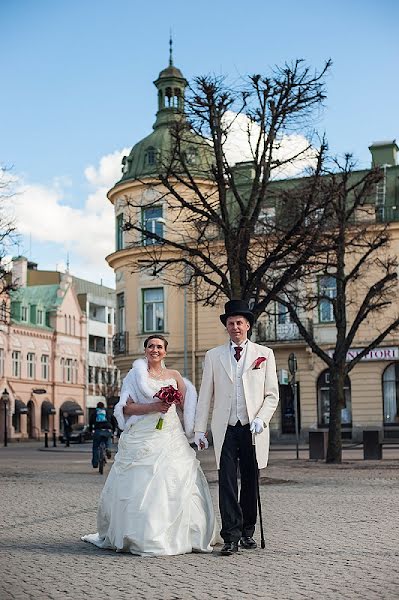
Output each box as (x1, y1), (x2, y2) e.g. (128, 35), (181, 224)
(234, 346), (243, 361)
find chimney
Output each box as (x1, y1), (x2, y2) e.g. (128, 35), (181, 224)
(369, 140), (398, 167)
(11, 256), (28, 288)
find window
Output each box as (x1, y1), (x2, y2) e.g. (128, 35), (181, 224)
(73, 360), (78, 384)
(142, 207), (163, 245)
(383, 364), (399, 425)
(143, 288), (164, 333)
(116, 293), (125, 333)
(116, 213), (124, 251)
(65, 358), (72, 383)
(12, 351), (21, 377)
(317, 370), (352, 428)
(0, 347), (3, 376)
(27, 352), (36, 379)
(89, 335), (106, 353)
(318, 276), (336, 323)
(89, 304), (106, 322)
(21, 305), (28, 322)
(41, 354), (49, 380)
(277, 301), (290, 325)
(36, 309), (44, 325)
(184, 146), (197, 166)
(145, 146), (156, 166)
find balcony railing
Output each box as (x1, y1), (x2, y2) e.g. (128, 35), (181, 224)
(375, 206), (399, 223)
(113, 332), (129, 355)
(254, 319), (312, 343)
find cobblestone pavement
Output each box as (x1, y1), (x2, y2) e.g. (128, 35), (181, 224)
(1, 442), (398, 600)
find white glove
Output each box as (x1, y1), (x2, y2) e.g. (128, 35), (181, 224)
(194, 432), (209, 451)
(250, 417), (264, 435)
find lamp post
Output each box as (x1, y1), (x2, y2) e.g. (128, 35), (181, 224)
(2, 389), (10, 447)
(288, 353), (299, 459)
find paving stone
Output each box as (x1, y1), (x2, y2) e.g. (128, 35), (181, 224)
(0, 443), (398, 599)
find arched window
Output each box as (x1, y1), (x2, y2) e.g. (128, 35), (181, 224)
(317, 369), (352, 428)
(382, 363), (399, 425)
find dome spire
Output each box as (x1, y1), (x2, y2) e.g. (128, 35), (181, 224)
(169, 31), (173, 67)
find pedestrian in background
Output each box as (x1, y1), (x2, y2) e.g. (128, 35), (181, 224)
(62, 412), (72, 448)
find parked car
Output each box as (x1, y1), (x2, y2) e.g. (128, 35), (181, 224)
(59, 424), (93, 444)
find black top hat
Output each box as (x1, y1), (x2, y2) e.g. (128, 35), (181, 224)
(220, 299), (255, 327)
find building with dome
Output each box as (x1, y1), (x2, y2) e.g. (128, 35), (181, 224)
(106, 50), (399, 444)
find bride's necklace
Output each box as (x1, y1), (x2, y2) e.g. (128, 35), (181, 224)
(147, 366), (165, 380)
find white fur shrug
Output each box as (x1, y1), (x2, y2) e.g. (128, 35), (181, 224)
(113, 358), (197, 442)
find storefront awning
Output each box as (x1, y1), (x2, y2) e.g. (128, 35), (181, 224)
(41, 400), (56, 415)
(60, 400), (84, 416)
(14, 399), (28, 414)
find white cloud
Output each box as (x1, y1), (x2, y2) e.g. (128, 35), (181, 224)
(84, 148), (130, 187)
(223, 111), (317, 177)
(3, 148), (129, 287)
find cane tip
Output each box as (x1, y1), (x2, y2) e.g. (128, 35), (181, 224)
(261, 540), (266, 549)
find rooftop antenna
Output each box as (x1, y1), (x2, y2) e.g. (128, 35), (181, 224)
(169, 30), (173, 66)
(66, 252), (70, 273)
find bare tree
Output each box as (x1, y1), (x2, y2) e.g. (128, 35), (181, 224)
(122, 59), (332, 320)
(277, 156), (399, 463)
(0, 164), (17, 299)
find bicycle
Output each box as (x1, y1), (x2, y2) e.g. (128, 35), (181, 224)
(98, 431), (113, 474)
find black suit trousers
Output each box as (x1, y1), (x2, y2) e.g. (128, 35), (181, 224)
(218, 422), (258, 542)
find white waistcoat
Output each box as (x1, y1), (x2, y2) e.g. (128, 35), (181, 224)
(228, 345), (249, 426)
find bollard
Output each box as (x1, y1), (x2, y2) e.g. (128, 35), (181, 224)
(309, 430), (328, 460)
(363, 429), (382, 460)
(44, 430), (49, 448)
(52, 429), (57, 447)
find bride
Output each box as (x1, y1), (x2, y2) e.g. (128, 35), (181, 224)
(82, 334), (218, 556)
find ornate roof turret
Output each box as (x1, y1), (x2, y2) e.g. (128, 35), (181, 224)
(119, 42), (211, 183)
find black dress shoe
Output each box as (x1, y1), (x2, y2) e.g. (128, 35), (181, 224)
(240, 536), (257, 549)
(220, 542), (239, 556)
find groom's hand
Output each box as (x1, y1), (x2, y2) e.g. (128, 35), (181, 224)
(250, 417), (264, 434)
(194, 432), (208, 451)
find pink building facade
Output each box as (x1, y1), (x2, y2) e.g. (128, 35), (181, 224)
(0, 258), (87, 442)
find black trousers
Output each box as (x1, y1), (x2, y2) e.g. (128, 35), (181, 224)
(218, 422), (258, 543)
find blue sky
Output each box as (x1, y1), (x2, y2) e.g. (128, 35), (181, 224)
(1, 0), (398, 287)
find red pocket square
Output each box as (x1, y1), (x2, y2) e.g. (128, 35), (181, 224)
(252, 357), (267, 370)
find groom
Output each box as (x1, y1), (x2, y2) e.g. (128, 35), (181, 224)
(195, 299), (279, 556)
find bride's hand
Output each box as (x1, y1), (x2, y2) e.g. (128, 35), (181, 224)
(154, 401), (169, 414)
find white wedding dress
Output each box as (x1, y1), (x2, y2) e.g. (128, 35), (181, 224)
(82, 377), (218, 556)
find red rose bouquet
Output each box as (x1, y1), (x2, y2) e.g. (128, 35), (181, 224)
(154, 385), (183, 430)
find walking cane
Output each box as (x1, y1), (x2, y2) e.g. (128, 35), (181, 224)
(253, 435), (265, 549)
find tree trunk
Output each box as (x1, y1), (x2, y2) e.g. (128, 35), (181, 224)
(326, 366), (346, 463)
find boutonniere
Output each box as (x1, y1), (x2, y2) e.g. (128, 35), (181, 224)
(252, 356), (267, 370)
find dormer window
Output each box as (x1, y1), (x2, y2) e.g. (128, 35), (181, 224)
(21, 305), (28, 322)
(145, 147), (156, 166)
(36, 308), (44, 325)
(184, 146), (197, 166)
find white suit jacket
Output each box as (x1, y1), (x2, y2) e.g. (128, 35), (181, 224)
(195, 340), (279, 469)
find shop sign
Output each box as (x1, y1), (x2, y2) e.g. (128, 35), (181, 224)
(328, 347), (399, 362)
(278, 369), (290, 385)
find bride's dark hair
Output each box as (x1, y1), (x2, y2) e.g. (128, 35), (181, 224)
(144, 334), (168, 350)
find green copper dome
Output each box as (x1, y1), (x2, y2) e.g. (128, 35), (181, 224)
(119, 51), (212, 183)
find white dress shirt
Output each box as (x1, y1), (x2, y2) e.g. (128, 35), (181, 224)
(228, 340), (249, 426)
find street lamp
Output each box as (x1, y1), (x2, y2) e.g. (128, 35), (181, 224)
(2, 388), (10, 447)
(288, 353), (299, 459)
